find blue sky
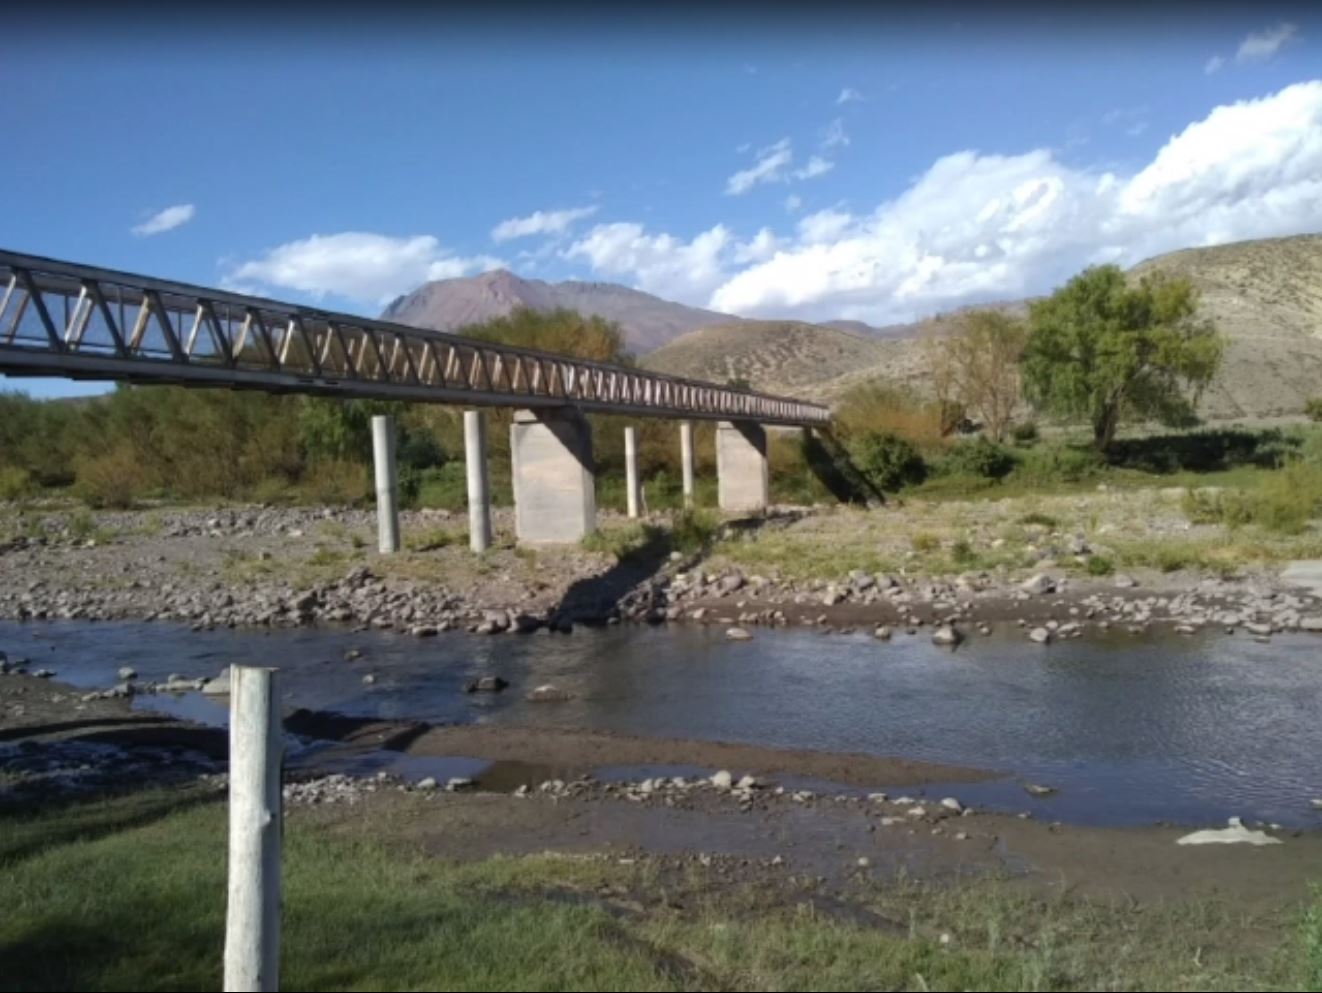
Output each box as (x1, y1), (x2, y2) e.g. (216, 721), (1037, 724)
(3, 6), (1320, 397)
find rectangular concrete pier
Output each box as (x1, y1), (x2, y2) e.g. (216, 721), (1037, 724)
(716, 420), (768, 513)
(510, 408), (596, 544)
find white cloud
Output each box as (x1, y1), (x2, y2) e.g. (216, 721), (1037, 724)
(1205, 55), (1226, 75)
(131, 203), (195, 237)
(821, 117), (850, 151)
(564, 81), (1322, 327)
(794, 156), (835, 180)
(784, 195), (803, 212)
(1236, 22), (1298, 63)
(564, 222), (733, 300)
(226, 232), (504, 306)
(491, 205), (598, 242)
(725, 138), (793, 195)
(837, 87), (863, 105)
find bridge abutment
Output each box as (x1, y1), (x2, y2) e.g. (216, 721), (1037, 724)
(716, 420), (768, 514)
(510, 408), (596, 544)
(371, 414), (401, 553)
(464, 409), (493, 552)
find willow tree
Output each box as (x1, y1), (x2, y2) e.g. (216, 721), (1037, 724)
(1020, 265), (1223, 453)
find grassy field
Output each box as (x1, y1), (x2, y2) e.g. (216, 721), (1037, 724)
(2, 787), (1320, 992)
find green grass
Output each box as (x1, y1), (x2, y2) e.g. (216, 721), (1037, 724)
(2, 789), (1319, 992)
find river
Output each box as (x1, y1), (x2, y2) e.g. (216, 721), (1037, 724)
(3, 619), (1320, 828)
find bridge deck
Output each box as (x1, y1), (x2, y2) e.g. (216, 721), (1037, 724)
(0, 250), (829, 426)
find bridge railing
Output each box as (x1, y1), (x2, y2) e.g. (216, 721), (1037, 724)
(0, 250), (831, 426)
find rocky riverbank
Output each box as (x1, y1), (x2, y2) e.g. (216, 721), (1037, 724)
(3, 502), (1322, 643)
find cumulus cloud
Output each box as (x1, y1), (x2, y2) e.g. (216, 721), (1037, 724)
(1236, 22), (1298, 63)
(565, 82), (1322, 327)
(725, 138), (793, 195)
(131, 203), (195, 237)
(565, 222), (734, 300)
(794, 156), (835, 180)
(491, 205), (598, 242)
(784, 194), (803, 212)
(226, 232), (504, 306)
(837, 87), (863, 104)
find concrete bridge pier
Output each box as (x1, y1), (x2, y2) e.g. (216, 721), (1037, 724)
(510, 408), (596, 544)
(679, 420), (695, 508)
(716, 420), (768, 514)
(624, 426), (641, 519)
(464, 409), (493, 552)
(371, 414), (401, 553)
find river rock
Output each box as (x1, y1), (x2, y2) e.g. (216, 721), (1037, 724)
(1021, 574), (1056, 596)
(1028, 626), (1052, 644)
(1299, 616), (1322, 632)
(873, 625), (892, 640)
(1176, 817), (1282, 847)
(725, 626), (753, 641)
(526, 684), (572, 702)
(940, 797), (964, 813)
(710, 770), (734, 790)
(931, 624), (962, 646)
(1024, 783), (1056, 797)
(465, 676), (509, 694)
(117, 666), (138, 681)
(201, 667), (231, 695)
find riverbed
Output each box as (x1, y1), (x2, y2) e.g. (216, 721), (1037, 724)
(5, 618), (1320, 828)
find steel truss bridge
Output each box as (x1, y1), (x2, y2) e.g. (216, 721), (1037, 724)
(0, 249), (829, 427)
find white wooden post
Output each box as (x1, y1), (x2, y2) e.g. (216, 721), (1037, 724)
(224, 666), (283, 993)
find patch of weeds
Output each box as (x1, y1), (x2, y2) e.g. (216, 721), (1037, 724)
(1086, 555), (1115, 576)
(1018, 512), (1058, 529)
(911, 531), (940, 553)
(405, 528), (458, 553)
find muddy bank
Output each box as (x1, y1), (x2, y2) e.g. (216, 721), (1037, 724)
(392, 724), (995, 789)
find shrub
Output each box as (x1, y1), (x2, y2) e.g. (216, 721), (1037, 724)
(299, 460), (371, 507)
(0, 466), (33, 501)
(1018, 512), (1058, 528)
(1011, 421), (1040, 446)
(669, 508), (720, 555)
(951, 538), (975, 565)
(1306, 398), (1322, 422)
(73, 445), (148, 509)
(911, 531), (940, 553)
(412, 463), (469, 511)
(935, 437), (1017, 480)
(850, 432), (927, 492)
(1013, 444), (1104, 485)
(1180, 461), (1322, 534)
(1086, 555), (1115, 576)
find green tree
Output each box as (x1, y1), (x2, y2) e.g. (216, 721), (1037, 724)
(1021, 265), (1223, 453)
(458, 307), (631, 364)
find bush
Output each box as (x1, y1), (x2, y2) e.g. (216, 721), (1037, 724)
(935, 437), (1017, 480)
(73, 445), (149, 509)
(1013, 445), (1104, 485)
(1181, 461), (1322, 534)
(1011, 421), (1039, 446)
(0, 466), (33, 501)
(299, 460), (371, 507)
(1306, 398), (1322, 422)
(669, 508), (720, 555)
(850, 432), (927, 492)
(1086, 555), (1115, 576)
(412, 463), (468, 510)
(911, 531), (940, 553)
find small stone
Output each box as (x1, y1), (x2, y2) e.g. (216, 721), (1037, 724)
(362, 673), (377, 685)
(931, 624), (962, 646)
(465, 676), (509, 693)
(1028, 626), (1052, 644)
(117, 666), (138, 681)
(856, 856), (871, 868)
(416, 777), (438, 790)
(1021, 574), (1056, 596)
(710, 770), (734, 790)
(736, 775), (761, 791)
(446, 777), (474, 791)
(940, 797), (964, 814)
(1024, 783), (1056, 797)
(526, 684), (572, 702)
(725, 626), (753, 641)
(873, 625), (892, 640)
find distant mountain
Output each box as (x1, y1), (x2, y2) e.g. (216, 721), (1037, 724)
(380, 269), (742, 354)
(639, 234), (1322, 422)
(641, 321), (890, 398)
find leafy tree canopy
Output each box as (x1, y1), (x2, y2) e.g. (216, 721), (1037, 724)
(1021, 265), (1223, 452)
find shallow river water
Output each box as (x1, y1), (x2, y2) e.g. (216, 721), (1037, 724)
(3, 619), (1320, 827)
